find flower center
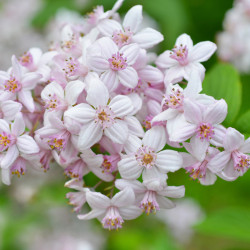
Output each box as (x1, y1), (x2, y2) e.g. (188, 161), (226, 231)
(196, 122), (214, 141)
(186, 160), (208, 180)
(112, 27), (133, 47)
(232, 151), (250, 173)
(11, 158), (26, 178)
(47, 131), (70, 152)
(135, 146), (157, 169)
(4, 76), (22, 93)
(163, 87), (184, 110)
(63, 57), (79, 78)
(19, 52), (33, 67)
(140, 190), (160, 215)
(0, 132), (16, 151)
(102, 207), (124, 230)
(170, 44), (189, 65)
(64, 160), (85, 179)
(108, 52), (128, 71)
(44, 94), (66, 111)
(95, 106), (115, 129)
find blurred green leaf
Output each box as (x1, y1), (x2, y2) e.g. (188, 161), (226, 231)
(235, 110), (250, 134)
(32, 0), (77, 29)
(202, 63), (242, 126)
(194, 208), (250, 242)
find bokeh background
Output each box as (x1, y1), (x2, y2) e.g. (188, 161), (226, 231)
(1, 0), (250, 249)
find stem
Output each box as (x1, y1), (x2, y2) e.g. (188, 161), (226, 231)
(93, 180), (103, 189)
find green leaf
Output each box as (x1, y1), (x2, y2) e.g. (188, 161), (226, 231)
(194, 207), (250, 242)
(235, 110), (250, 134)
(202, 63), (242, 126)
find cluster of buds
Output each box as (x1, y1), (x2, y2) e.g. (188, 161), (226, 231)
(217, 0), (250, 72)
(0, 0), (249, 230)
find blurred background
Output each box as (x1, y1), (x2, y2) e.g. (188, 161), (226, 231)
(1, 0), (250, 249)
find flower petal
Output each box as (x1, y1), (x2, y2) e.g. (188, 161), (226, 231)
(118, 156), (142, 179)
(118, 67), (138, 88)
(123, 5), (143, 33)
(98, 19), (122, 36)
(11, 113), (25, 136)
(119, 206), (142, 220)
(64, 104), (95, 124)
(65, 80), (85, 105)
(156, 150), (183, 173)
(183, 99), (202, 124)
(189, 41), (217, 62)
(86, 74), (109, 107)
(17, 135), (40, 154)
(132, 28), (163, 49)
(86, 191), (110, 209)
(18, 90), (35, 113)
(104, 120), (129, 145)
(1, 145), (19, 169)
(158, 186), (185, 198)
(239, 138), (250, 154)
(100, 69), (119, 92)
(1, 168), (11, 185)
(1, 100), (22, 121)
(142, 126), (166, 152)
(111, 187), (135, 207)
(115, 179), (145, 193)
(208, 151), (231, 173)
(203, 99), (227, 124)
(109, 95), (134, 117)
(123, 134), (142, 154)
(156, 50), (178, 69)
(78, 122), (103, 150)
(167, 114), (196, 142)
(87, 55), (110, 72)
(175, 33), (193, 49)
(156, 196), (175, 209)
(78, 209), (105, 220)
(224, 127), (244, 152)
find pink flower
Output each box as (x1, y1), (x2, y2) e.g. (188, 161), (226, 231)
(87, 37), (139, 91)
(209, 128), (250, 179)
(41, 80), (85, 119)
(116, 172), (185, 214)
(1, 152), (42, 185)
(0, 113), (39, 170)
(65, 178), (89, 213)
(98, 5), (163, 49)
(156, 34), (217, 84)
(64, 74), (135, 150)
(0, 100), (22, 121)
(0, 56), (41, 112)
(181, 137), (221, 185)
(78, 187), (141, 230)
(168, 99), (227, 157)
(119, 126), (182, 179)
(19, 47), (57, 82)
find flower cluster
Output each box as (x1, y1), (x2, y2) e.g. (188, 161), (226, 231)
(217, 0), (250, 72)
(0, 0), (249, 230)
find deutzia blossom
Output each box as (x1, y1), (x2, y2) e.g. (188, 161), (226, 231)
(98, 5), (163, 49)
(87, 37), (140, 91)
(0, 56), (41, 112)
(119, 126), (182, 179)
(64, 74), (135, 149)
(156, 34), (217, 85)
(78, 187), (142, 230)
(209, 127), (250, 179)
(0, 113), (39, 180)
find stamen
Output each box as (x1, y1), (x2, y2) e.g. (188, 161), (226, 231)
(108, 52), (128, 71)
